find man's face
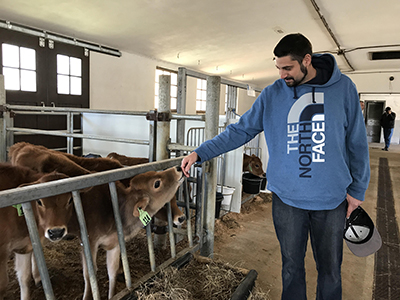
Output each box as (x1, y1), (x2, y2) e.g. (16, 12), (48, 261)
(275, 55), (307, 87)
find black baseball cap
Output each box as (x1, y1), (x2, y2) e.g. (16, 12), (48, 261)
(344, 206), (382, 257)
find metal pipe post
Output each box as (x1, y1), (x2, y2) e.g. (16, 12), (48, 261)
(21, 202), (55, 300)
(0, 75), (6, 162)
(67, 112), (74, 154)
(156, 75), (171, 161)
(71, 190), (101, 300)
(154, 75), (176, 255)
(176, 67), (187, 157)
(200, 76), (220, 258)
(108, 182), (132, 289)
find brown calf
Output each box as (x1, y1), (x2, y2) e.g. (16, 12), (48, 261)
(9, 142), (92, 177)
(66, 166), (184, 300)
(243, 153), (265, 177)
(0, 164), (73, 300)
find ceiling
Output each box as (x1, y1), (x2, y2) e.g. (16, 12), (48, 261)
(1, 0), (400, 89)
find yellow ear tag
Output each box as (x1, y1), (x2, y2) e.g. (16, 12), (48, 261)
(138, 208), (151, 226)
(13, 204), (24, 217)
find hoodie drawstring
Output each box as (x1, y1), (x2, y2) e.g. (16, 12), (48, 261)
(293, 86), (316, 102)
(312, 87), (316, 103)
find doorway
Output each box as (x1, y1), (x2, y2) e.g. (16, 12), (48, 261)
(365, 101), (384, 143)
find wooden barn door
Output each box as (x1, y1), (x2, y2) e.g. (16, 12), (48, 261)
(0, 27), (89, 155)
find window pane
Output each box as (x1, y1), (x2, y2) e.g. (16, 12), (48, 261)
(202, 80), (207, 90)
(201, 101), (206, 111)
(196, 90), (202, 99)
(20, 47), (36, 70)
(70, 76), (82, 95)
(57, 54), (70, 75)
(201, 90), (206, 100)
(171, 73), (177, 85)
(57, 74), (70, 94)
(3, 67), (20, 90)
(155, 83), (159, 96)
(70, 57), (81, 76)
(197, 79), (202, 89)
(171, 97), (177, 110)
(154, 96), (159, 108)
(2, 44), (19, 68)
(170, 85), (177, 97)
(155, 69), (163, 82)
(196, 101), (201, 111)
(21, 70), (37, 92)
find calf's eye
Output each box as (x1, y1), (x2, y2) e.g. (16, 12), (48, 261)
(37, 200), (43, 206)
(154, 180), (161, 189)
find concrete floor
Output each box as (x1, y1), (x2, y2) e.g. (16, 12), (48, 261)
(214, 143), (400, 300)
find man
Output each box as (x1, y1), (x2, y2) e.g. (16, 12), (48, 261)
(380, 106), (396, 151)
(181, 33), (370, 300)
(359, 100), (365, 111)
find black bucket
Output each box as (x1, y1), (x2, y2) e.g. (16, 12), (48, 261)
(242, 173), (263, 194)
(215, 192), (224, 218)
(260, 176), (267, 190)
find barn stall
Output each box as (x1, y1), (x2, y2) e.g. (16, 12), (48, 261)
(0, 73), (268, 299)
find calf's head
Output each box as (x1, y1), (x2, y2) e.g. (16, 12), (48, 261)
(21, 172), (74, 242)
(121, 166), (184, 223)
(244, 154), (265, 177)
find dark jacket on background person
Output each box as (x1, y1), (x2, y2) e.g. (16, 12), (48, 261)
(380, 111), (396, 128)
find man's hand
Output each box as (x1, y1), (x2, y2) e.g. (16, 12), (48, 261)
(346, 193), (363, 218)
(181, 152), (199, 177)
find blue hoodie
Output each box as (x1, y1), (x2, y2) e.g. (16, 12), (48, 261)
(194, 54), (370, 210)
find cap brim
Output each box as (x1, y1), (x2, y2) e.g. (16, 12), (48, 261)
(345, 227), (382, 257)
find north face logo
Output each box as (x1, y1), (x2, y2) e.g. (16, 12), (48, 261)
(286, 92), (325, 178)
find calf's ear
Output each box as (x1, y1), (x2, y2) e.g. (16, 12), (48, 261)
(133, 195), (150, 217)
(18, 181), (40, 188)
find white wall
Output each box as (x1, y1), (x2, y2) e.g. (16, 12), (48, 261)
(90, 51), (258, 115)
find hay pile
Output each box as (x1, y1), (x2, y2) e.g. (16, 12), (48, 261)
(134, 256), (270, 300)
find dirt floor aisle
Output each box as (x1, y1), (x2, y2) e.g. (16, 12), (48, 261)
(214, 144), (400, 300)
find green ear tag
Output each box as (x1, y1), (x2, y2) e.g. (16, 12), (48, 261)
(138, 208), (151, 226)
(13, 204), (24, 217)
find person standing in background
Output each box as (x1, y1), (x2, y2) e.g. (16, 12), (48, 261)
(380, 106), (396, 151)
(359, 100), (365, 112)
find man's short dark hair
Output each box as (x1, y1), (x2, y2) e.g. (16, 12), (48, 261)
(273, 33), (313, 64)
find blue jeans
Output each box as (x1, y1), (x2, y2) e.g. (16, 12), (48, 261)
(272, 193), (347, 300)
(383, 127), (393, 149)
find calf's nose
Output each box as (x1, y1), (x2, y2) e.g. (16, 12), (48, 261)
(178, 215), (186, 224)
(176, 166), (182, 172)
(48, 228), (66, 240)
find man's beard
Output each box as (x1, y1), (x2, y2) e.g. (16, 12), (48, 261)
(285, 64), (308, 87)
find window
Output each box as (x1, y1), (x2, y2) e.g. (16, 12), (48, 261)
(57, 54), (82, 95)
(155, 68), (177, 111)
(2, 43), (37, 92)
(196, 79), (207, 112)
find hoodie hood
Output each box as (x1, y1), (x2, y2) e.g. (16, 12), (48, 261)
(308, 53), (340, 87)
(292, 53), (340, 99)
